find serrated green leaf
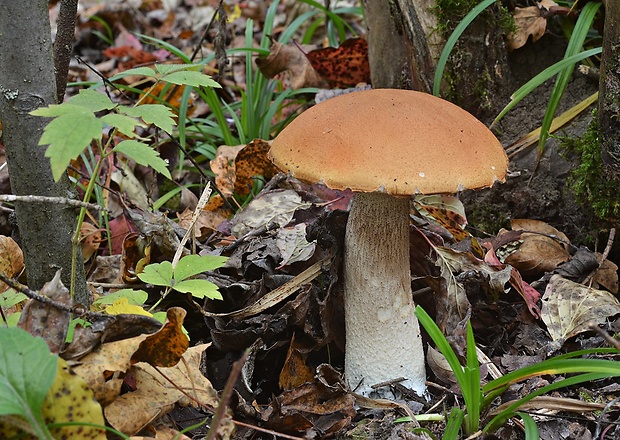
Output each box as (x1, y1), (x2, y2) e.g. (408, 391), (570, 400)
(162, 71), (220, 88)
(138, 261), (173, 287)
(92, 289), (148, 306)
(41, 112), (103, 181)
(174, 255), (228, 281)
(31, 103), (95, 118)
(109, 66), (159, 81)
(155, 64), (201, 75)
(121, 104), (175, 133)
(113, 140), (171, 179)
(172, 279), (223, 300)
(101, 113), (143, 137)
(69, 89), (116, 112)
(0, 327), (58, 439)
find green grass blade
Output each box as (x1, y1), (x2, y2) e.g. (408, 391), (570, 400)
(492, 47), (601, 126)
(536, 1), (601, 157)
(443, 407), (465, 440)
(517, 412), (540, 439)
(484, 372), (615, 432)
(415, 306), (468, 386)
(433, 0), (498, 96)
(279, 10), (321, 44)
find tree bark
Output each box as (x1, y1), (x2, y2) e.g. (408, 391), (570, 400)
(362, 0), (440, 92)
(0, 1), (88, 304)
(599, 0), (620, 181)
(53, 0), (79, 103)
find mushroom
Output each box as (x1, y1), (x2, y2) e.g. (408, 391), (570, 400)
(269, 89), (508, 397)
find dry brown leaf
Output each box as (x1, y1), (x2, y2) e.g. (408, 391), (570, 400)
(0, 235), (23, 293)
(233, 139), (278, 196)
(506, 5), (549, 51)
(105, 344), (221, 436)
(541, 275), (620, 351)
(210, 145), (244, 197)
(306, 37), (370, 88)
(279, 333), (315, 390)
(17, 270), (70, 353)
(131, 307), (189, 367)
(80, 221), (102, 262)
(74, 334), (148, 406)
(426, 345), (457, 386)
(503, 219), (570, 279)
(256, 41), (326, 89)
(593, 255), (618, 294)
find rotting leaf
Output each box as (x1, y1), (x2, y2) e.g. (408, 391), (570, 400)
(131, 307), (189, 367)
(506, 4), (550, 51)
(541, 275), (620, 351)
(105, 344), (221, 437)
(501, 219), (571, 279)
(306, 37), (370, 88)
(276, 223), (316, 269)
(42, 358), (106, 440)
(211, 144), (245, 197)
(279, 333), (315, 390)
(256, 40), (326, 89)
(0, 236), (23, 293)
(230, 189), (312, 237)
(17, 270), (71, 353)
(263, 364), (355, 437)
(73, 334), (148, 406)
(233, 139), (279, 196)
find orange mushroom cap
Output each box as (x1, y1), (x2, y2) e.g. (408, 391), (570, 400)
(270, 89), (508, 195)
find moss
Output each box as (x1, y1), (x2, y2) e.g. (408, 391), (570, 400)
(559, 112), (620, 221)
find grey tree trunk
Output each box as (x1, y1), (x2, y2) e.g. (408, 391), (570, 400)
(598, 1), (620, 181)
(362, 0), (441, 92)
(0, 0), (88, 304)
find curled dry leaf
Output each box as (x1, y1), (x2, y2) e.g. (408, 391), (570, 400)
(0, 235), (23, 293)
(256, 40), (326, 89)
(17, 270), (70, 353)
(501, 219), (570, 279)
(541, 275), (620, 351)
(131, 307), (189, 367)
(506, 4), (552, 51)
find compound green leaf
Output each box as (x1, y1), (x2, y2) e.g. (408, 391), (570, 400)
(69, 89), (116, 112)
(121, 104), (175, 133)
(101, 113), (144, 137)
(113, 140), (171, 179)
(162, 70), (220, 88)
(172, 279), (223, 300)
(138, 261), (173, 287)
(173, 255), (228, 282)
(30, 103), (88, 118)
(92, 289), (148, 306)
(109, 66), (160, 81)
(41, 112), (103, 181)
(0, 327), (57, 439)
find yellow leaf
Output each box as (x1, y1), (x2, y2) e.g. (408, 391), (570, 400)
(105, 297), (152, 316)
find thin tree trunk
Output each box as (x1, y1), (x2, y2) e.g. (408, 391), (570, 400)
(0, 0), (88, 304)
(54, 0), (79, 103)
(362, 0), (440, 92)
(599, 0), (620, 180)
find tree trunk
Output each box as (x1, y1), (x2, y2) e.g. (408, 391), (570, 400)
(0, 0), (88, 304)
(599, 0), (620, 181)
(362, 0), (441, 92)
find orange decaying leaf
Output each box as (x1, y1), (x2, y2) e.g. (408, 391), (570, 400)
(306, 37), (370, 88)
(131, 307), (189, 367)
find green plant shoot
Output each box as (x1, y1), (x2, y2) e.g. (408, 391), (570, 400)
(138, 254), (228, 310)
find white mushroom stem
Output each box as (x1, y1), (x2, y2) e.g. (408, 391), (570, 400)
(344, 192), (426, 397)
